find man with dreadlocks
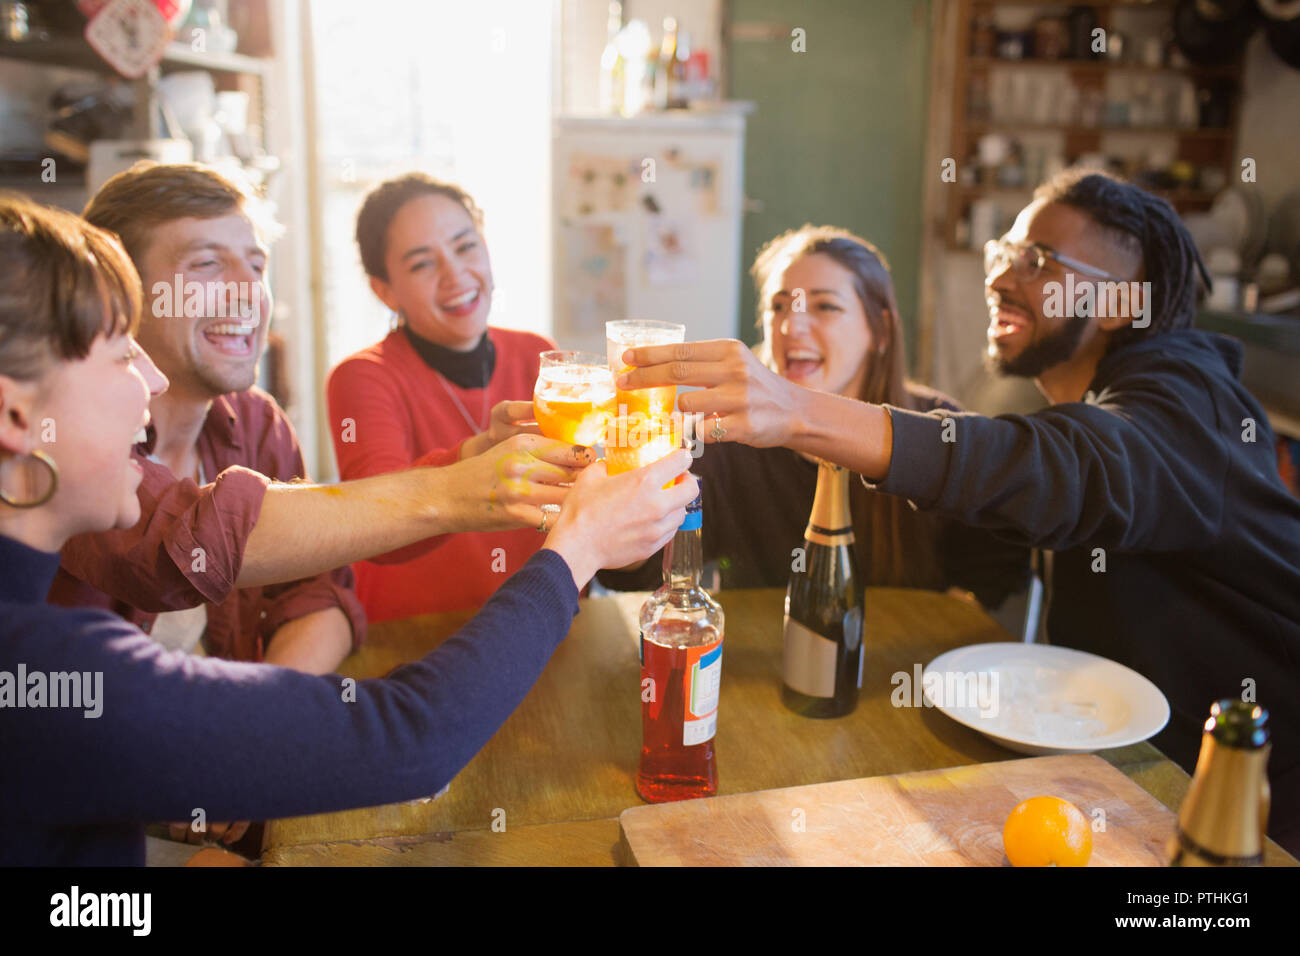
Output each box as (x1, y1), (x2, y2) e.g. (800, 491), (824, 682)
(618, 169), (1300, 854)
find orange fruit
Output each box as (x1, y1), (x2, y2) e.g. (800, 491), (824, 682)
(1002, 796), (1093, 867)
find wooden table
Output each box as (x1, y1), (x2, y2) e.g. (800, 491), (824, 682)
(262, 588), (1295, 866)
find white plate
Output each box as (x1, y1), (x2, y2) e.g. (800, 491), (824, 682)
(921, 643), (1169, 756)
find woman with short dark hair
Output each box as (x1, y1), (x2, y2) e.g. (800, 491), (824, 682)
(0, 195), (694, 865)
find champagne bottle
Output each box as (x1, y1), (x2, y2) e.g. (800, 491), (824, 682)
(782, 461), (863, 718)
(1167, 699), (1271, 867)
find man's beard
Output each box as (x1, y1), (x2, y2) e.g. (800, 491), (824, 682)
(985, 312), (1089, 378)
(195, 361), (258, 397)
(193, 347), (259, 397)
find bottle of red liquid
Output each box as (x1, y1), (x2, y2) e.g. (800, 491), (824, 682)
(636, 484), (724, 803)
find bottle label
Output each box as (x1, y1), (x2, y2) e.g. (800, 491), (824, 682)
(782, 610), (863, 698)
(683, 639), (723, 747)
(782, 617), (839, 698)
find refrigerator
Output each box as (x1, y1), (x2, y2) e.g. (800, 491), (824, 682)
(551, 108), (750, 356)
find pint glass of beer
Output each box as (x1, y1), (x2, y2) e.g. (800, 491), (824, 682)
(605, 319), (685, 419)
(604, 412), (682, 481)
(532, 351), (617, 446)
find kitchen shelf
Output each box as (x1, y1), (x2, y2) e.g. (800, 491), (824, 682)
(968, 55), (1240, 78)
(973, 0), (1176, 5)
(0, 172), (86, 188)
(958, 183), (1215, 200)
(153, 42), (271, 76)
(966, 122), (1232, 137)
(0, 2), (276, 212)
(946, 0), (1246, 249)
(0, 37), (270, 76)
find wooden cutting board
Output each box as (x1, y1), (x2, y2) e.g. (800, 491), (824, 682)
(619, 754), (1176, 866)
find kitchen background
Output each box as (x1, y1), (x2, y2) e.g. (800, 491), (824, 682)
(1, 0), (1297, 489)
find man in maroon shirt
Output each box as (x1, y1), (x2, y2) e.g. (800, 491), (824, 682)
(51, 163), (582, 676)
(51, 163), (364, 672)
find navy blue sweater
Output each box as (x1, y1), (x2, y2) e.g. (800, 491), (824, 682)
(0, 536), (578, 865)
(877, 329), (1300, 852)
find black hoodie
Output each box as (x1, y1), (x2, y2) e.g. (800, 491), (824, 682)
(879, 329), (1300, 853)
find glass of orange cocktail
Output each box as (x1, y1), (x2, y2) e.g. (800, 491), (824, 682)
(604, 412), (682, 487)
(533, 351), (617, 446)
(605, 319), (685, 420)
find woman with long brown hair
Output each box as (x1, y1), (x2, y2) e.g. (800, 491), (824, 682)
(600, 225), (1027, 607)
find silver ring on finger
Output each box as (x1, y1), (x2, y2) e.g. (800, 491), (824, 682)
(710, 413), (727, 442)
(537, 503), (560, 533)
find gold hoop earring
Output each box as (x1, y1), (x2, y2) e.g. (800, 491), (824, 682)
(0, 449), (59, 509)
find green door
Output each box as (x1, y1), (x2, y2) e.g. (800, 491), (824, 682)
(728, 0), (932, 369)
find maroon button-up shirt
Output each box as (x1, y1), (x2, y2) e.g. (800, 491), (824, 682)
(50, 387), (366, 662)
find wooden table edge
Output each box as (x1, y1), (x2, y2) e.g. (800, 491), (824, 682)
(261, 752), (1297, 867)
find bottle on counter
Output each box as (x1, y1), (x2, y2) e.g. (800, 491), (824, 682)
(782, 460), (863, 718)
(618, 19), (652, 116)
(654, 16), (681, 110)
(637, 481), (724, 802)
(670, 28), (691, 108)
(1167, 699), (1271, 867)
(598, 2), (624, 116)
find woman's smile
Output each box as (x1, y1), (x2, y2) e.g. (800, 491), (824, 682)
(783, 345), (825, 382)
(437, 287), (481, 317)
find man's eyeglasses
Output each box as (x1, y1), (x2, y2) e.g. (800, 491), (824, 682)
(984, 238), (1121, 283)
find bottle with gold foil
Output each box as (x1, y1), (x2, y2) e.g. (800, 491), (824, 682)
(1167, 699), (1271, 867)
(782, 461), (863, 718)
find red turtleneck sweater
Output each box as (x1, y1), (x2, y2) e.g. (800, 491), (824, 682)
(326, 326), (556, 622)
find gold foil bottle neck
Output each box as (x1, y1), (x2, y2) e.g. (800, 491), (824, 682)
(806, 461), (853, 547)
(1168, 700), (1271, 867)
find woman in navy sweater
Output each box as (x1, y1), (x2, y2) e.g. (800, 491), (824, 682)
(0, 196), (696, 865)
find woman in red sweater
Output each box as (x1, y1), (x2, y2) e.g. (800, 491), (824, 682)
(327, 174), (556, 622)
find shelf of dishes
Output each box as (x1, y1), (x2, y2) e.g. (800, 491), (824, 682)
(951, 131), (1232, 246)
(967, 1), (1259, 73)
(0, 58), (278, 200)
(966, 55), (1239, 78)
(965, 69), (1234, 132)
(966, 123), (1232, 137)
